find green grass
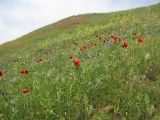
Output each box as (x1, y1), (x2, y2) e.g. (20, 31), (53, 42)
(0, 3), (160, 120)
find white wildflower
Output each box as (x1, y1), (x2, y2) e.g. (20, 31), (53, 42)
(145, 53), (150, 61)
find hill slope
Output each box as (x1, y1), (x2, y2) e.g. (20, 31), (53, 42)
(0, 3), (160, 120)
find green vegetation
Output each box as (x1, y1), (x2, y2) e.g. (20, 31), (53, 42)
(0, 3), (160, 120)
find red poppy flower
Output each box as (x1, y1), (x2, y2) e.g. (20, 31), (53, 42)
(64, 41), (67, 44)
(114, 39), (120, 44)
(132, 32), (137, 35)
(22, 89), (30, 93)
(138, 37), (144, 43)
(73, 58), (80, 68)
(82, 44), (88, 49)
(121, 40), (128, 48)
(68, 55), (73, 59)
(0, 70), (4, 77)
(20, 70), (29, 74)
(72, 42), (78, 45)
(111, 35), (120, 44)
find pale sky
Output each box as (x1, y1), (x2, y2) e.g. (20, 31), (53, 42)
(0, 0), (159, 44)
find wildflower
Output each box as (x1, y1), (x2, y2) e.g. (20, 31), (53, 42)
(0, 71), (4, 77)
(138, 37), (144, 43)
(132, 32), (137, 35)
(145, 53), (150, 61)
(68, 55), (73, 59)
(20, 70), (29, 74)
(114, 38), (120, 44)
(111, 35), (120, 44)
(9, 77), (17, 83)
(72, 42), (78, 45)
(121, 40), (128, 48)
(82, 44), (88, 49)
(73, 58), (80, 68)
(46, 70), (52, 77)
(22, 89), (30, 93)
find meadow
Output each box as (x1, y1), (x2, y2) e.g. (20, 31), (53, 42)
(0, 3), (160, 120)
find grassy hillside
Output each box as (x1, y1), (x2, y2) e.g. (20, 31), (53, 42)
(0, 3), (160, 120)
